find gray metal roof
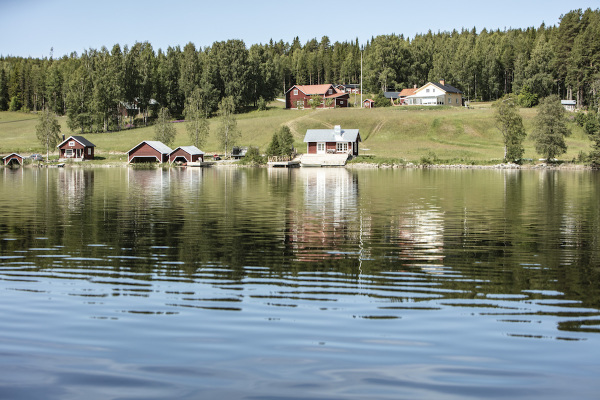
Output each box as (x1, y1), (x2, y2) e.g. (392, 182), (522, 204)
(57, 135), (96, 148)
(430, 82), (462, 94)
(303, 127), (361, 143)
(384, 92), (401, 99)
(173, 146), (204, 155)
(127, 141), (173, 155)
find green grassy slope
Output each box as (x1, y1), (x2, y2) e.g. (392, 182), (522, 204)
(0, 102), (591, 163)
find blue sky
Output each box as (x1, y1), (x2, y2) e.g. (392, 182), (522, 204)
(1, 0), (599, 58)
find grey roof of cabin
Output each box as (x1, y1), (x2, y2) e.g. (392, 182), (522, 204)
(384, 92), (402, 99)
(57, 135), (96, 148)
(173, 146), (204, 155)
(303, 128), (361, 143)
(2, 153), (23, 160)
(127, 141), (173, 155)
(430, 82), (462, 94)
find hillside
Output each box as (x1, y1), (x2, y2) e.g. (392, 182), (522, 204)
(0, 103), (591, 164)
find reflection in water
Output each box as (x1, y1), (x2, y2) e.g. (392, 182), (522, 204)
(1, 167), (600, 399)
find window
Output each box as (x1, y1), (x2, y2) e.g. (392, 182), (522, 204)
(317, 143), (325, 154)
(69, 141), (75, 147)
(457, 98), (459, 104)
(65, 149), (73, 157)
(337, 142), (348, 153)
(296, 100), (303, 109)
(328, 89), (332, 94)
(448, 97), (451, 103)
(340, 100), (344, 105)
(88, 148), (92, 155)
(426, 89), (430, 93)
(432, 88), (435, 92)
(294, 89), (298, 95)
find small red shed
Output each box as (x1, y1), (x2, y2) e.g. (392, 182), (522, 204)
(127, 141), (173, 163)
(363, 99), (375, 108)
(3, 153), (24, 166)
(57, 136), (96, 160)
(169, 146), (205, 164)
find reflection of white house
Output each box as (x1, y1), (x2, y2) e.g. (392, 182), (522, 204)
(405, 80), (463, 106)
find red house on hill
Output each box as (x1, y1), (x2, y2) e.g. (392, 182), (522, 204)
(285, 84), (349, 109)
(57, 136), (96, 160)
(127, 141), (173, 163)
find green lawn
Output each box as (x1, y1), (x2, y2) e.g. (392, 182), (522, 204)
(0, 103), (591, 164)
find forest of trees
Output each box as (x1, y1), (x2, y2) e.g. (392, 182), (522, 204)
(0, 8), (599, 134)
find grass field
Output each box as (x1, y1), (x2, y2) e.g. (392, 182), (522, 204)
(0, 101), (591, 164)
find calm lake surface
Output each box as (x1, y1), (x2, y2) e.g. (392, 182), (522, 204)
(1, 166), (599, 399)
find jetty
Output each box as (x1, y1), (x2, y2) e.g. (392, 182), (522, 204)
(267, 155), (301, 168)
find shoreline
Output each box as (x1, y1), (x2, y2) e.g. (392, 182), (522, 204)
(3, 160), (594, 171)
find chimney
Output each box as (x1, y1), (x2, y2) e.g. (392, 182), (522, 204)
(334, 125), (341, 135)
(439, 79), (445, 86)
(414, 84), (417, 89)
(62, 134), (65, 141)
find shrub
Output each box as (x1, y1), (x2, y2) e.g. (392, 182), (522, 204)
(240, 146), (264, 165)
(517, 86), (538, 108)
(257, 97), (267, 111)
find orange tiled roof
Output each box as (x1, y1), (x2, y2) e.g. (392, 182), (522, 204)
(399, 88), (418, 97)
(295, 84), (335, 96)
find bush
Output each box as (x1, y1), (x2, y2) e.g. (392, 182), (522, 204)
(374, 92), (391, 107)
(9, 96), (20, 111)
(574, 112), (587, 127)
(420, 151), (438, 165)
(517, 86), (538, 108)
(257, 97), (267, 111)
(240, 146), (264, 165)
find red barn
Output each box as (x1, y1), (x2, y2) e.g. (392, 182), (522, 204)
(169, 146), (204, 164)
(57, 136), (96, 160)
(127, 141), (173, 163)
(285, 84), (350, 109)
(3, 153), (24, 166)
(303, 125), (361, 156)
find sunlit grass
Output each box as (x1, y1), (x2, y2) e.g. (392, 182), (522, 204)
(0, 102), (592, 164)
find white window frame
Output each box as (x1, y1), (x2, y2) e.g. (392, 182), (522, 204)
(317, 142), (325, 154)
(294, 89), (298, 95)
(336, 142), (348, 153)
(69, 141), (75, 147)
(328, 89), (332, 94)
(65, 149), (73, 157)
(426, 88), (430, 93)
(88, 148), (92, 155)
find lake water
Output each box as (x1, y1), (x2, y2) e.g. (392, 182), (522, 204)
(1, 166), (599, 399)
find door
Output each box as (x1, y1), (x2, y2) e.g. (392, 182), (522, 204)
(317, 143), (325, 154)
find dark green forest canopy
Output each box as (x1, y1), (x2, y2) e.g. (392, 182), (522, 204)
(1, 8), (599, 134)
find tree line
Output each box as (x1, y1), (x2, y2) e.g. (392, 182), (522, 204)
(1, 8), (599, 134)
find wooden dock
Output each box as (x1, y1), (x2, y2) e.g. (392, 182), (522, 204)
(267, 156), (301, 168)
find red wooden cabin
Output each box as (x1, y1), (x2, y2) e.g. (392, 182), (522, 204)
(303, 125), (361, 156)
(285, 84), (349, 109)
(169, 146), (204, 164)
(3, 153), (24, 166)
(57, 136), (96, 160)
(127, 141), (173, 163)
